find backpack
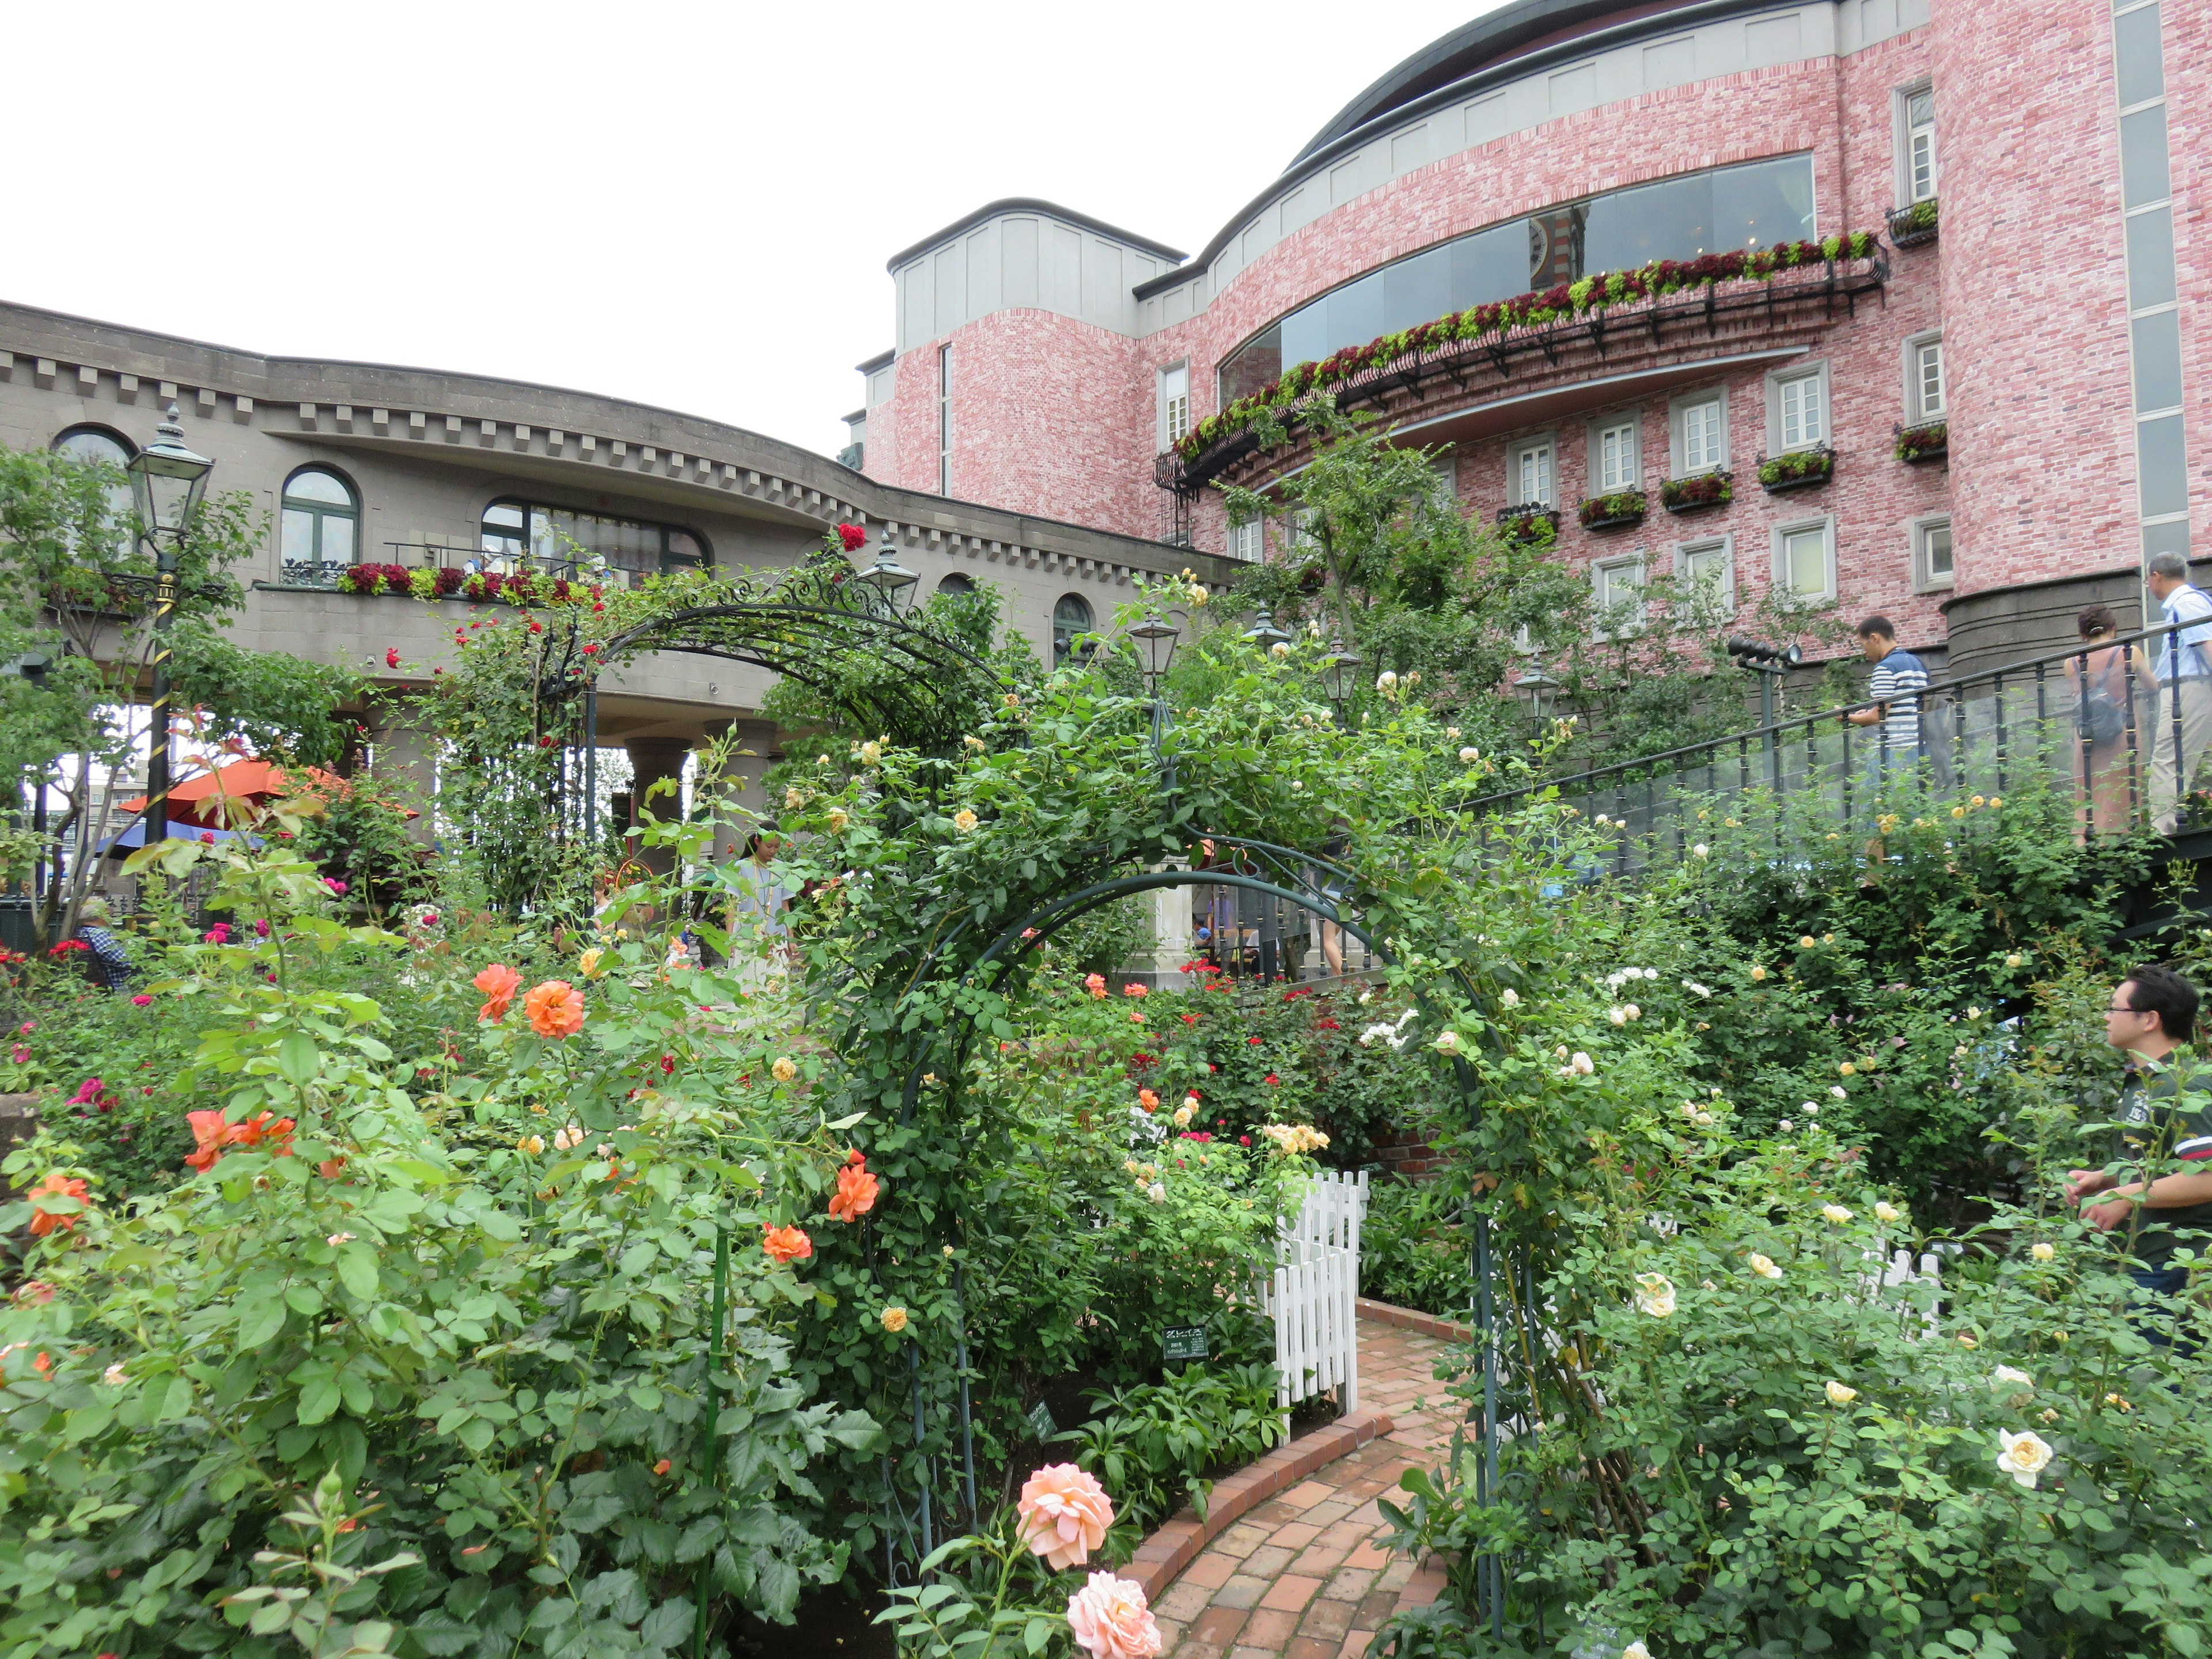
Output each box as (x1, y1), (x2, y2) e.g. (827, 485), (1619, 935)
(2075, 653), (2127, 744)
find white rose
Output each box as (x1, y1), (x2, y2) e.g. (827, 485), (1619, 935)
(1748, 1253), (1783, 1279)
(1692, 843), (1710, 858)
(1874, 1200), (1902, 1224)
(1825, 1380), (1858, 1405)
(1821, 1203), (1854, 1224)
(1995, 1429), (2054, 1488)
(2032, 1241), (2055, 1262)
(1993, 1366), (2033, 1388)
(1376, 671), (1398, 690)
(1633, 1272), (1676, 1317)
(1572, 1051), (1594, 1075)
(1147, 1183), (1167, 1204)
(1500, 987), (1520, 1007)
(1609, 1006), (1628, 1026)
(1459, 747), (1480, 764)
(1623, 1645), (1652, 1659)
(1778, 1120), (1794, 1132)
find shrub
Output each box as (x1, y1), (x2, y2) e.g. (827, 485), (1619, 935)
(1359, 1179), (1469, 1318)
(1058, 1362), (1286, 1538)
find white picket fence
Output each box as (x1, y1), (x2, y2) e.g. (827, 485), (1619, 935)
(1266, 1170), (1368, 1414)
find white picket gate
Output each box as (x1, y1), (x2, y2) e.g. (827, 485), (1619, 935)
(1266, 1170), (1368, 1414)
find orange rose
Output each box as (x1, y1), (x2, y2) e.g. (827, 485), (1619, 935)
(184, 1109), (231, 1172)
(523, 980), (585, 1039)
(473, 963), (522, 1021)
(828, 1160), (880, 1223)
(25, 1173), (90, 1237)
(1137, 1089), (1158, 1112)
(184, 1110), (295, 1172)
(762, 1222), (814, 1265)
(1018, 1463), (1114, 1570)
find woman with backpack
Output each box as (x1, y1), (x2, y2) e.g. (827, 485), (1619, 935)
(2064, 605), (2137, 836)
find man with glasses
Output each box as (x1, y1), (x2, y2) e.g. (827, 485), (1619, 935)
(2066, 965), (2212, 1337)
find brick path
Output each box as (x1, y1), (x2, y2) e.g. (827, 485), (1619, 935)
(1151, 1316), (1463, 1659)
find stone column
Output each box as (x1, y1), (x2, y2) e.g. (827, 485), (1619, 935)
(361, 699), (438, 846)
(1122, 872), (1199, 990)
(624, 737), (693, 875)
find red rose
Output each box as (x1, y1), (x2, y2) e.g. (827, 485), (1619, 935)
(384, 647), (401, 669)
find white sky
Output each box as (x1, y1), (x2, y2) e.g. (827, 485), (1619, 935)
(3, 0), (1504, 460)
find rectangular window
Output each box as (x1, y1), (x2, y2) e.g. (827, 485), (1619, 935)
(1429, 453), (1460, 505)
(1915, 517), (1955, 590)
(1226, 517), (1266, 562)
(937, 344), (953, 497)
(1906, 87), (1938, 202)
(2132, 309), (2184, 412)
(1510, 438), (1555, 507)
(1158, 362), (1191, 448)
(1595, 418), (1639, 493)
(1912, 337), (1946, 419)
(1592, 552), (1646, 635)
(1676, 535), (1734, 610)
(1777, 518), (1834, 601)
(1775, 368), (1827, 452)
(1675, 393), (1725, 475)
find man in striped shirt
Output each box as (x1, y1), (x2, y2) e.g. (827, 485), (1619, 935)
(2141, 551), (2212, 833)
(1844, 616), (1927, 773)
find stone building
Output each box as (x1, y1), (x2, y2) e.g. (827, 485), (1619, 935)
(0, 298), (1230, 830)
(854, 0), (2202, 676)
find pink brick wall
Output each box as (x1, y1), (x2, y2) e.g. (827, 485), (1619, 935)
(2164, 0), (2210, 552)
(873, 310), (1157, 541)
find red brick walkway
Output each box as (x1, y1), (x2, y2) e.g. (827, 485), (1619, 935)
(1150, 1316), (1463, 1659)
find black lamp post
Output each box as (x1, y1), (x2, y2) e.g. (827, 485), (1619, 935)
(1726, 635), (1802, 791)
(124, 404), (213, 845)
(1241, 607), (1292, 652)
(852, 529), (921, 619)
(1129, 610), (1181, 777)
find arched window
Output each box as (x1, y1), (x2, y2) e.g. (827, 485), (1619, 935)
(281, 467), (360, 578)
(937, 573), (976, 596)
(1052, 593), (1094, 666)
(50, 426), (137, 545)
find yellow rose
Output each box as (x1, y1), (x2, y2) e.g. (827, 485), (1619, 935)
(827, 808), (850, 832)
(880, 1306), (909, 1334)
(953, 809), (980, 833)
(577, 947), (604, 978)
(771, 1056), (798, 1083)
(1750, 965), (1768, 982)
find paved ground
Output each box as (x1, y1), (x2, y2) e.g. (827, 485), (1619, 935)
(1151, 1317), (1463, 1659)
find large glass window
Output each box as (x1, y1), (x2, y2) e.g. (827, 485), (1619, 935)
(50, 426), (137, 543)
(1052, 593), (1094, 666)
(480, 500), (707, 580)
(282, 467), (359, 575)
(1216, 155), (1817, 407)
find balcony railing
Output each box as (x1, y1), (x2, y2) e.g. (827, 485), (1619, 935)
(272, 543), (644, 593)
(1470, 619), (2212, 878)
(1887, 198), (1940, 249)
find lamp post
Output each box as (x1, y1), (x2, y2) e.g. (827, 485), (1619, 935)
(1726, 635), (1802, 791)
(1319, 641), (1363, 726)
(1240, 606), (1292, 652)
(852, 529), (921, 619)
(124, 404), (213, 846)
(1129, 610), (1181, 777)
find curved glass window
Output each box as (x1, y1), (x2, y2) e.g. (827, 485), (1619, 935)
(480, 499), (707, 582)
(1219, 155), (1817, 405)
(937, 572), (977, 596)
(1052, 593), (1094, 666)
(50, 426), (137, 545)
(281, 467), (359, 578)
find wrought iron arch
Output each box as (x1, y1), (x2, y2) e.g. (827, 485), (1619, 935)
(590, 563), (1006, 751)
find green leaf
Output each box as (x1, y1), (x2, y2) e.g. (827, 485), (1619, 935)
(296, 1375), (342, 1426)
(336, 1244), (381, 1301)
(276, 1033), (323, 1085)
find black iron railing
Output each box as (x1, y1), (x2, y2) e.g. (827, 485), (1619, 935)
(1471, 617), (2212, 874)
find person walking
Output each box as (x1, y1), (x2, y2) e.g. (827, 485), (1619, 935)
(2062, 605), (2137, 836)
(73, 895), (135, 992)
(2139, 551), (2212, 834)
(1842, 616), (1927, 782)
(2066, 964), (2212, 1343)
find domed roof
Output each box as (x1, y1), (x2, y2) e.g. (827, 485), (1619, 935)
(1291, 1), (1673, 166)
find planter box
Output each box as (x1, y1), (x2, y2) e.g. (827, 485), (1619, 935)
(1660, 472), (1733, 514)
(1896, 422), (1949, 465)
(1887, 199), (1940, 249)
(1495, 505), (1560, 547)
(1578, 492), (1647, 532)
(1758, 446), (1836, 494)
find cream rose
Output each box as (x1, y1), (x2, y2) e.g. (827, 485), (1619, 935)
(1065, 1571), (1161, 1659)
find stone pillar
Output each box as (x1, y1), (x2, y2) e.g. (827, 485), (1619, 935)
(361, 700), (437, 846)
(624, 737), (693, 875)
(1120, 872), (1199, 990)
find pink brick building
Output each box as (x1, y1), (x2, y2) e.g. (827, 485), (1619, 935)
(851, 0), (2202, 674)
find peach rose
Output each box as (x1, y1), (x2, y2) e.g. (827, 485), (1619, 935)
(524, 980), (585, 1039)
(25, 1173), (90, 1237)
(473, 963), (522, 1020)
(762, 1223), (813, 1265)
(1065, 1572), (1160, 1659)
(828, 1159), (880, 1223)
(1017, 1463), (1115, 1570)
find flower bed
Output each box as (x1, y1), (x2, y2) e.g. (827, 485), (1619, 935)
(1173, 233), (1880, 469)
(335, 562), (603, 604)
(1661, 471), (1734, 513)
(1896, 421), (1949, 464)
(1757, 445), (1836, 493)
(1578, 490), (1647, 532)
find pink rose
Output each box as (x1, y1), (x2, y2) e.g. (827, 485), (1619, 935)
(1065, 1573), (1161, 1659)
(131, 994), (153, 1006)
(1017, 1463), (1113, 1570)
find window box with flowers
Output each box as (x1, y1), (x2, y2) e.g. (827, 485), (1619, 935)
(1895, 422), (1948, 465)
(1757, 445), (1836, 494)
(1495, 503), (1560, 549)
(1577, 490), (1646, 532)
(334, 562), (602, 606)
(1887, 198), (1940, 249)
(1660, 472), (1733, 514)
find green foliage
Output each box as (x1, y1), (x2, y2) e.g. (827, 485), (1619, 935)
(1058, 1362), (1286, 1537)
(1359, 1180), (1470, 1319)
(165, 621), (363, 768)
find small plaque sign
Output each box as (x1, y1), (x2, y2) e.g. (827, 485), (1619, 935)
(1025, 1400), (1056, 1441)
(1162, 1325), (1210, 1362)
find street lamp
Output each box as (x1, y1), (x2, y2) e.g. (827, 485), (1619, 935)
(1128, 612), (1180, 696)
(851, 529), (921, 619)
(1241, 606), (1292, 652)
(124, 404), (214, 846)
(1319, 641), (1363, 724)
